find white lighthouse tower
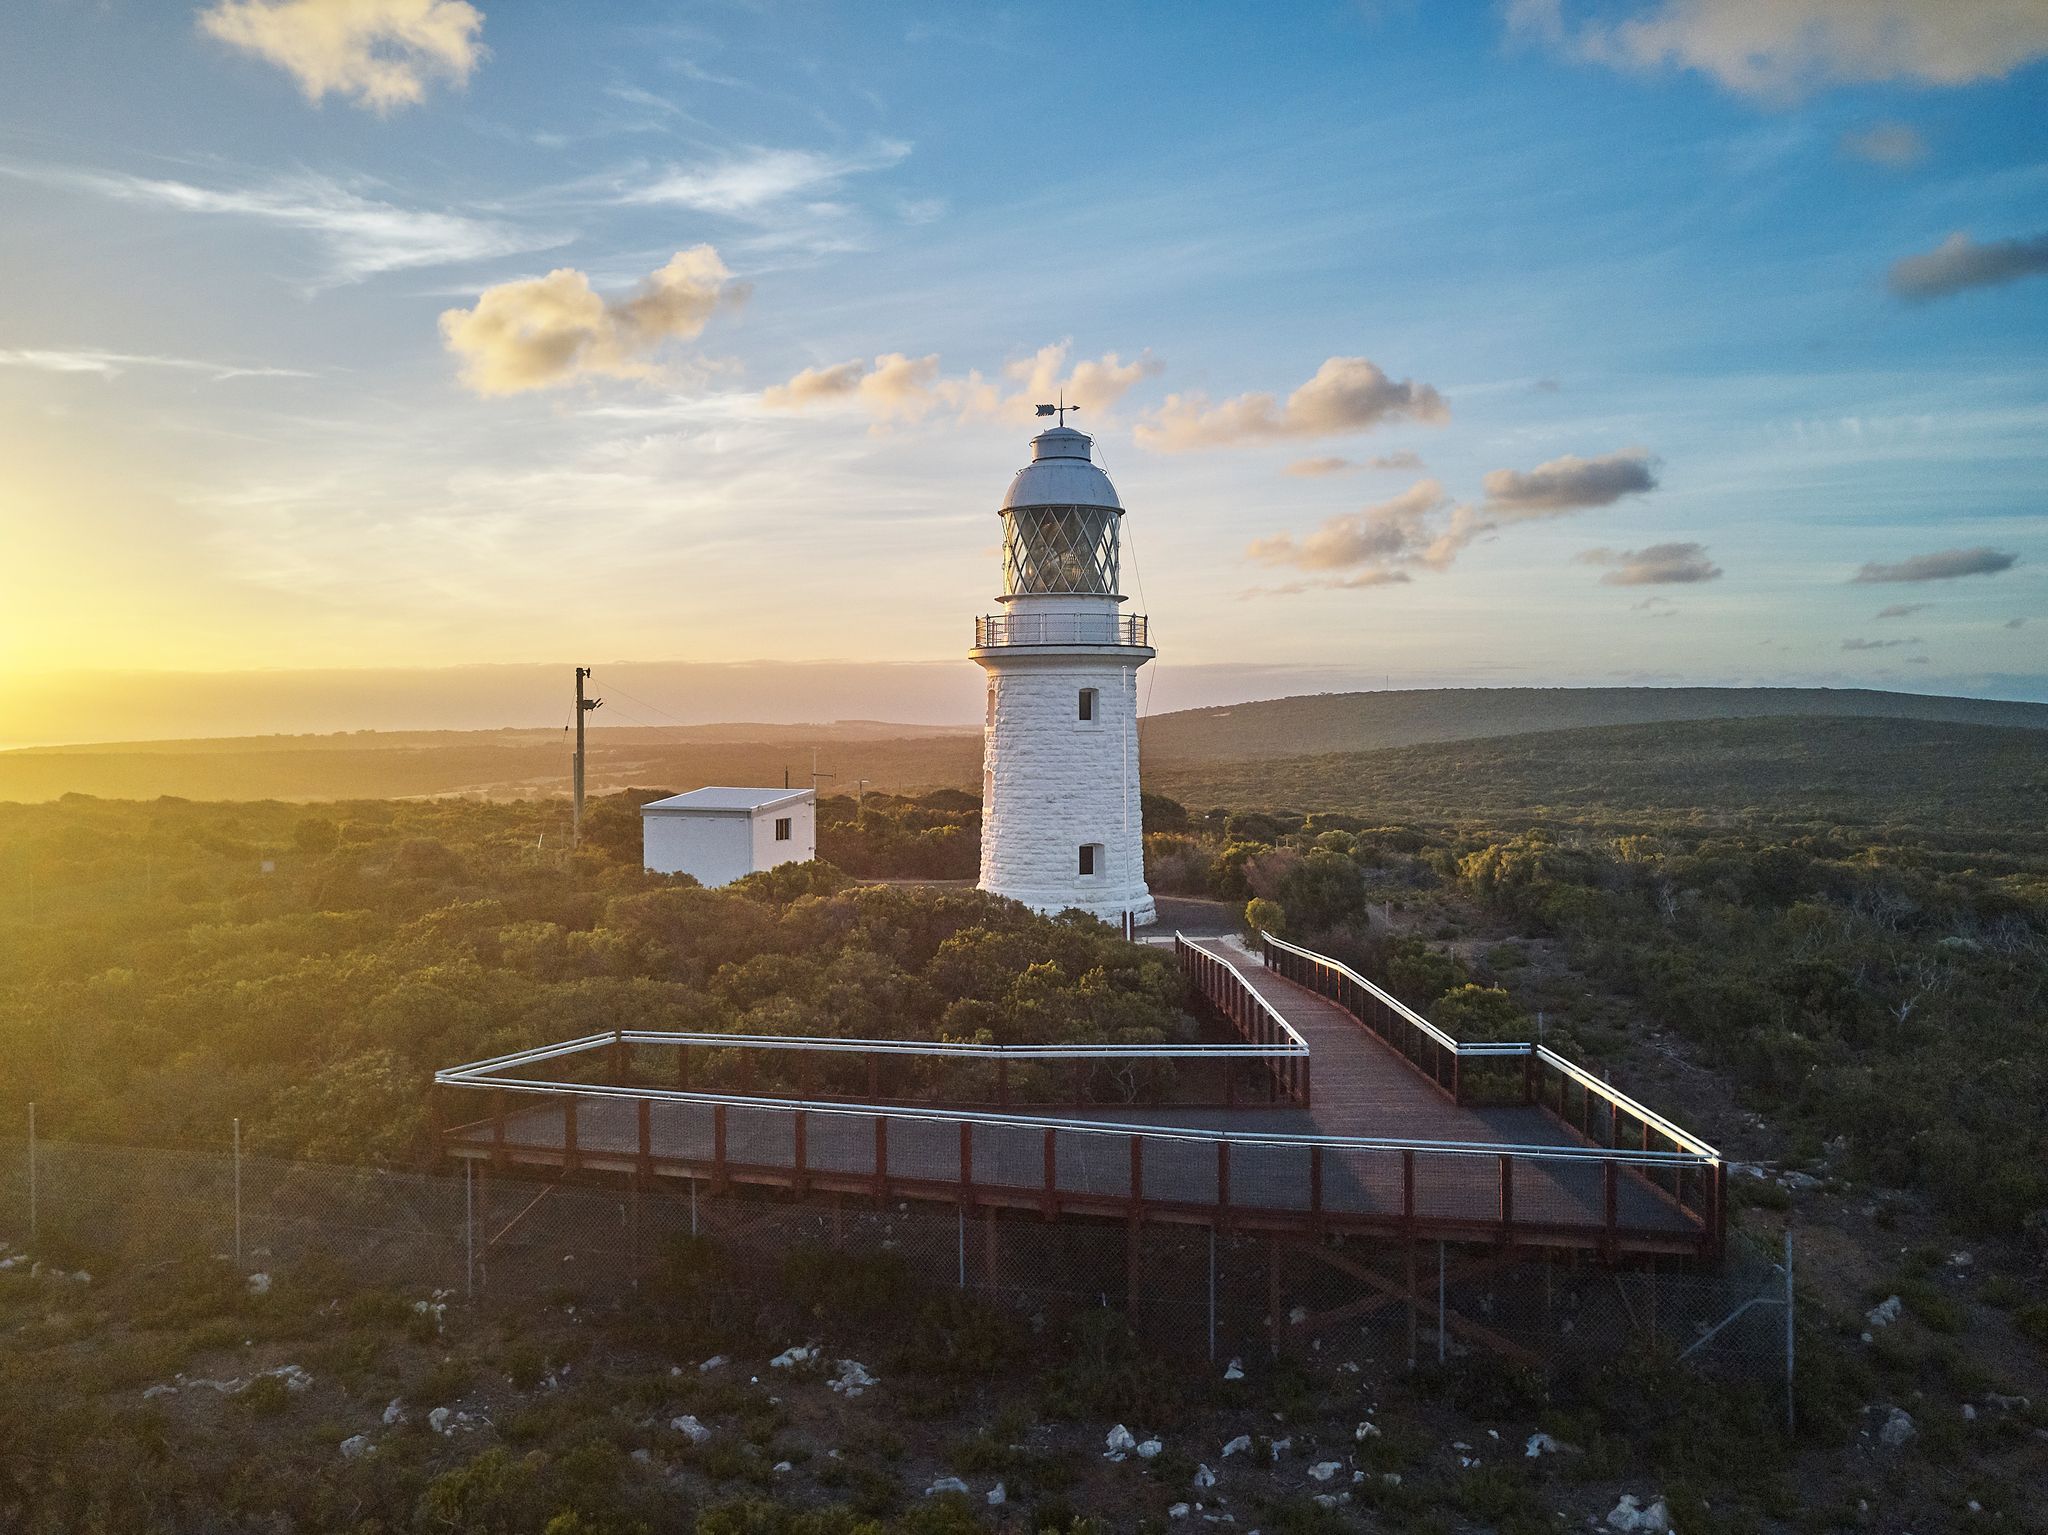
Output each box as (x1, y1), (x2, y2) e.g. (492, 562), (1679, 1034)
(972, 414), (1156, 927)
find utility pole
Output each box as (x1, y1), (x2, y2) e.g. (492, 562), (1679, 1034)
(809, 746), (834, 795)
(572, 667), (602, 847)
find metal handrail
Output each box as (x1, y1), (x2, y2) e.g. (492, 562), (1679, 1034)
(440, 1025), (1307, 1084)
(433, 1070), (1712, 1167)
(973, 612), (1150, 648)
(1173, 935), (1311, 1054)
(1256, 930), (1720, 1160)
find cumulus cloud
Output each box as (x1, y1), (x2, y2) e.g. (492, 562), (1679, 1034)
(1851, 546), (2018, 583)
(1875, 602), (1929, 619)
(1507, 0), (2048, 98)
(1246, 480), (1489, 590)
(1841, 122), (1929, 168)
(1889, 230), (2048, 300)
(1481, 449), (1659, 515)
(1372, 451), (1424, 470)
(760, 341), (1157, 425)
(1003, 343), (1162, 414)
(1284, 457), (1356, 477)
(198, 0), (483, 112)
(1576, 541), (1722, 585)
(1135, 356), (1446, 452)
(1843, 636), (1921, 651)
(439, 246), (743, 395)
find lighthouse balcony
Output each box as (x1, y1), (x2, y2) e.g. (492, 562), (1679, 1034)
(974, 612), (1150, 649)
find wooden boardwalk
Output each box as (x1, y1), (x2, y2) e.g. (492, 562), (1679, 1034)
(444, 935), (1713, 1258)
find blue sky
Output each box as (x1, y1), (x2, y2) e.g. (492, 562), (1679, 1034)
(1, 0), (2044, 740)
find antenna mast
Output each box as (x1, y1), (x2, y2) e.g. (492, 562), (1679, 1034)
(572, 666), (603, 847)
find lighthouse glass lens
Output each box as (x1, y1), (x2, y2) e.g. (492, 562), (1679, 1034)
(1001, 505), (1120, 596)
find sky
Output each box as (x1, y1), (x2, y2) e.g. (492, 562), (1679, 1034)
(1, 0), (2044, 746)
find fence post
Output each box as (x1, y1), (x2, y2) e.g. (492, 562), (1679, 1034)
(233, 1117), (243, 1271)
(1207, 1225), (1218, 1362)
(464, 1159), (475, 1300)
(26, 1102), (35, 1244)
(1437, 1240), (1447, 1364)
(1784, 1229), (1797, 1436)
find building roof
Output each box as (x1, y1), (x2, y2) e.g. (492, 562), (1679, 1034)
(1000, 426), (1122, 513)
(640, 786), (815, 815)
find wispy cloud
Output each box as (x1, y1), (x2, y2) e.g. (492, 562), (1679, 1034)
(1843, 636), (1921, 651)
(1576, 540), (1721, 585)
(1875, 602), (1930, 620)
(0, 348), (311, 382)
(2, 161), (566, 284)
(1840, 121), (1929, 168)
(1851, 547), (2018, 583)
(1136, 357), (1447, 452)
(439, 247), (746, 395)
(1889, 230), (2048, 300)
(198, 0), (485, 113)
(613, 141), (912, 255)
(1508, 0), (2048, 99)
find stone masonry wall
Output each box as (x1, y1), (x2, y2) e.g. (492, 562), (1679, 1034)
(978, 655), (1156, 924)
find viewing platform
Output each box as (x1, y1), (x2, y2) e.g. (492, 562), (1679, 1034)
(437, 932), (1721, 1263)
(972, 612), (1150, 649)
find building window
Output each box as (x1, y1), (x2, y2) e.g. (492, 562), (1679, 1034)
(774, 817), (792, 841)
(1078, 687), (1097, 722)
(986, 680), (997, 726)
(1079, 843), (1099, 877)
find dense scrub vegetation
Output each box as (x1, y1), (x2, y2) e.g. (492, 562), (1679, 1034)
(0, 794), (1180, 1163)
(1146, 801), (2048, 1241)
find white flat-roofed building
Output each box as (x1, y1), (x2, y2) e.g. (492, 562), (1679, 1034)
(640, 787), (816, 887)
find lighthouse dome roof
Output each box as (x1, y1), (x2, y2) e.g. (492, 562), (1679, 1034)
(1000, 426), (1122, 511)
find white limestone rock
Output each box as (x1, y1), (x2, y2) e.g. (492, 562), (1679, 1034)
(1220, 1434), (1252, 1459)
(925, 1476), (970, 1497)
(671, 1415), (712, 1445)
(1865, 1295), (1902, 1329)
(1307, 1461), (1342, 1482)
(338, 1435), (371, 1460)
(1607, 1494), (1673, 1533)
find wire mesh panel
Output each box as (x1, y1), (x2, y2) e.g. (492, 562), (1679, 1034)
(0, 1135), (1789, 1392)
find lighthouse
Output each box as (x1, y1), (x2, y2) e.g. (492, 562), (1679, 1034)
(972, 416), (1157, 927)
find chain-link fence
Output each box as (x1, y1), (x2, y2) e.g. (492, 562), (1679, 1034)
(0, 1129), (1792, 1410)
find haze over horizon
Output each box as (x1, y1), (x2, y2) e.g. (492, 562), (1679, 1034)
(3, 1), (2044, 748)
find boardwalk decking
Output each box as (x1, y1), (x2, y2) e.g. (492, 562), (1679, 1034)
(443, 935), (1713, 1257)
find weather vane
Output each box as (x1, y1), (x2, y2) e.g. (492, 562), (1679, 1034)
(1034, 391), (1079, 426)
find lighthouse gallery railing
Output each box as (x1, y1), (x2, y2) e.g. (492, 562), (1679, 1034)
(974, 612), (1149, 648)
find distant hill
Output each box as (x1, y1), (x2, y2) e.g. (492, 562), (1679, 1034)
(1139, 686), (2048, 763)
(1149, 715), (2048, 839)
(3, 685), (2044, 811)
(0, 726), (979, 805)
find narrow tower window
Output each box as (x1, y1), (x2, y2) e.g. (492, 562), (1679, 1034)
(1079, 844), (1098, 876)
(1078, 687), (1097, 722)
